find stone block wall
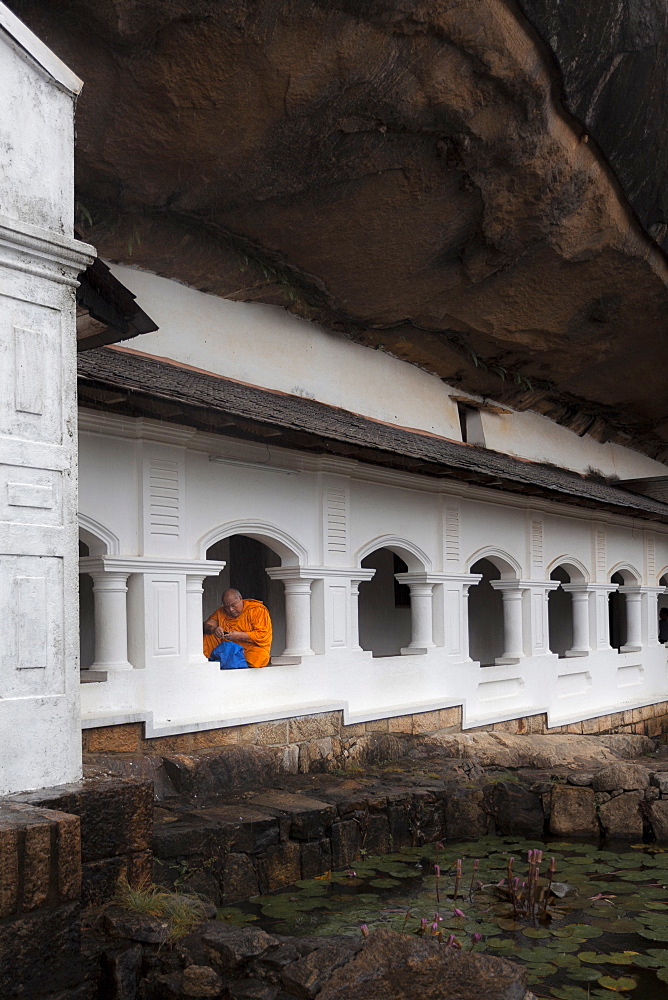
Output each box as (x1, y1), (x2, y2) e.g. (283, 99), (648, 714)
(0, 802), (83, 999)
(82, 701), (668, 766)
(11, 777), (153, 906)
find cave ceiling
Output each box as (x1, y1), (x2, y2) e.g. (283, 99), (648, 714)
(9, 0), (668, 458)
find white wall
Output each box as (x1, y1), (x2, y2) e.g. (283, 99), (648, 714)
(77, 410), (668, 737)
(0, 7), (93, 794)
(109, 263), (668, 481)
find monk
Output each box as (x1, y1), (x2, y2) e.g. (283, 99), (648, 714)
(203, 588), (272, 668)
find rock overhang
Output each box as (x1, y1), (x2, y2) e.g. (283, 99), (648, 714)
(7, 0), (668, 456)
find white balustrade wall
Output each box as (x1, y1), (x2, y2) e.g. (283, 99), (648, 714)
(77, 409), (668, 739)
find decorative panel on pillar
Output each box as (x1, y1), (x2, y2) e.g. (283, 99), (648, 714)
(0, 554), (64, 697)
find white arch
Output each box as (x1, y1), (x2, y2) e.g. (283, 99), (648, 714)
(546, 554), (589, 585)
(609, 561), (642, 585)
(78, 513), (119, 556)
(656, 565), (668, 587)
(197, 519), (307, 566)
(466, 545), (521, 580)
(355, 534), (432, 572)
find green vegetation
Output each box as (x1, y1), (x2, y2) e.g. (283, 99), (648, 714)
(113, 877), (208, 942)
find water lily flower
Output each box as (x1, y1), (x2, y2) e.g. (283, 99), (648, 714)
(471, 932), (482, 943)
(434, 863), (441, 877)
(360, 924), (369, 938)
(345, 870), (357, 878)
(453, 908), (466, 918)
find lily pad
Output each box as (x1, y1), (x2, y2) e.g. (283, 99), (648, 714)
(368, 878), (402, 889)
(638, 927), (668, 942)
(550, 986), (592, 999)
(523, 927), (552, 938)
(597, 975), (637, 991)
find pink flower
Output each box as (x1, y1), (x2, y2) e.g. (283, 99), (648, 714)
(471, 932), (482, 943)
(434, 863), (441, 877)
(453, 908), (465, 918)
(360, 924), (369, 938)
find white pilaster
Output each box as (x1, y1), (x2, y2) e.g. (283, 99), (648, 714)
(525, 581), (560, 656)
(588, 583), (618, 651)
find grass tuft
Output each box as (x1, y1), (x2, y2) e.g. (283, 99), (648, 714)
(113, 877), (209, 942)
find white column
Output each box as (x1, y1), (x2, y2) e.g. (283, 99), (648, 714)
(89, 570), (132, 671)
(562, 586), (592, 656)
(394, 573), (436, 655)
(186, 574), (209, 665)
(618, 587), (643, 651)
(281, 579), (314, 657)
(404, 582), (435, 654)
(491, 582), (525, 662)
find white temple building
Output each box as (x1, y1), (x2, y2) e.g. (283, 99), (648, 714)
(74, 264), (668, 747)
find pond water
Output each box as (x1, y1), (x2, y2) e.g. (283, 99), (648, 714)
(218, 836), (668, 1000)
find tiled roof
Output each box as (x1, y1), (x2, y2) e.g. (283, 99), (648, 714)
(77, 347), (668, 523)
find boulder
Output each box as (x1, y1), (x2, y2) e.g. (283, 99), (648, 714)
(648, 800), (668, 842)
(651, 771), (668, 795)
(202, 926), (278, 971)
(549, 785), (599, 836)
(104, 907), (170, 945)
(598, 791), (644, 839)
(428, 733), (625, 769)
(181, 965), (223, 997)
(484, 781), (545, 836)
(316, 929), (528, 1000)
(591, 763), (650, 792)
(281, 940), (361, 999)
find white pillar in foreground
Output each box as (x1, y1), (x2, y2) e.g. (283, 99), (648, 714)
(491, 582), (526, 662)
(0, 11), (95, 793)
(89, 570), (132, 671)
(562, 586), (592, 656)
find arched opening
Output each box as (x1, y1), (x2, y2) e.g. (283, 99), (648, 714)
(548, 566), (572, 658)
(79, 538), (95, 670)
(205, 536), (286, 657)
(358, 548), (411, 657)
(657, 574), (668, 643)
(609, 571), (627, 651)
(468, 558), (505, 666)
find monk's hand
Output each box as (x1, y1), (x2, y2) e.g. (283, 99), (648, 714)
(225, 630), (244, 641)
(213, 626), (226, 640)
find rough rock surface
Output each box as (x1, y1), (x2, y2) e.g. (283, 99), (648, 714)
(317, 929), (528, 1000)
(421, 731), (641, 768)
(549, 785), (599, 836)
(597, 790), (644, 839)
(591, 763), (651, 792)
(8, 0), (668, 455)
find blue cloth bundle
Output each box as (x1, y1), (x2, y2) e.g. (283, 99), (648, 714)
(208, 641), (249, 669)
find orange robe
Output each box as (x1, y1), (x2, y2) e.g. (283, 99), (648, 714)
(203, 599), (272, 668)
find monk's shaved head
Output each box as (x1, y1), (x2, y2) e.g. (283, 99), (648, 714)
(221, 588), (244, 616)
